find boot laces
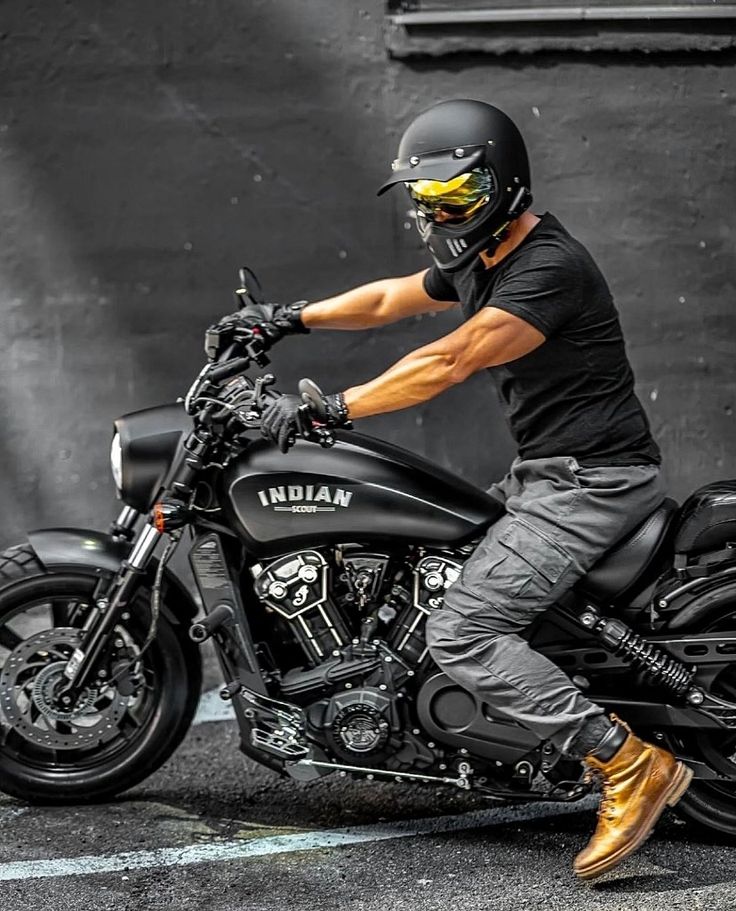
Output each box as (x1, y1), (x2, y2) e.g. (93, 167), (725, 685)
(584, 767), (617, 822)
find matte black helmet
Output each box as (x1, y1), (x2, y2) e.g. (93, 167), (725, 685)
(378, 99), (532, 272)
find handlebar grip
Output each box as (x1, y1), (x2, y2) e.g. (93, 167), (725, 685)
(210, 356), (252, 383)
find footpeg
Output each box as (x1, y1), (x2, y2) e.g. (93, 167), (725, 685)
(235, 685), (311, 762)
(189, 604), (234, 643)
(251, 728), (310, 760)
(219, 680), (241, 701)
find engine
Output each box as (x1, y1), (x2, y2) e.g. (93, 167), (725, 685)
(253, 549), (350, 664)
(390, 553), (462, 665)
(252, 545), (464, 768)
(254, 546), (462, 669)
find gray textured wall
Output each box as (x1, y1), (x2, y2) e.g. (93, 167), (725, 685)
(1, 1), (734, 545)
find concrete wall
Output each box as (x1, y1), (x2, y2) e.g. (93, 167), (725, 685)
(0, 0), (734, 544)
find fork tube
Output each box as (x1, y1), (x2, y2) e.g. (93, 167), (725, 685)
(61, 522), (163, 694)
(109, 505), (140, 541)
(126, 524), (161, 568)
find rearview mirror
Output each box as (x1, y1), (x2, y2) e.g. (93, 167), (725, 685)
(235, 265), (265, 309)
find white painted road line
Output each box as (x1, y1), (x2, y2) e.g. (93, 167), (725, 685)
(0, 796), (597, 882)
(192, 686), (235, 725)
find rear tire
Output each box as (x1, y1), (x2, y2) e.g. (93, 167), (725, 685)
(0, 543), (202, 804)
(664, 604), (736, 837)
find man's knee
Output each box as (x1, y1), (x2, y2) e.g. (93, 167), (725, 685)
(424, 597), (506, 666)
(424, 606), (453, 655)
(436, 573), (508, 636)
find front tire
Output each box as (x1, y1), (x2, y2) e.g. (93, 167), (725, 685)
(0, 544), (202, 804)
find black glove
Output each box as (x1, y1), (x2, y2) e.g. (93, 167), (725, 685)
(261, 392), (350, 453)
(214, 301), (310, 344)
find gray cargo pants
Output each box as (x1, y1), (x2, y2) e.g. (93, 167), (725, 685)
(424, 455), (667, 756)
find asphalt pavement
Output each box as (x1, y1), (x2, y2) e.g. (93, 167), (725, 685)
(1, 655), (735, 911)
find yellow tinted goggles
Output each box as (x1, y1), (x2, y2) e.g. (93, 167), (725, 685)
(407, 168), (494, 224)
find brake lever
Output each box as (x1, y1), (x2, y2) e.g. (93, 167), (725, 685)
(253, 374), (277, 408)
(232, 327), (271, 368)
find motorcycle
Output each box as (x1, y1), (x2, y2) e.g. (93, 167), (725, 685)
(3, 268), (736, 838)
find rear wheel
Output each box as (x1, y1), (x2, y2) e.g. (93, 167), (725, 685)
(0, 544), (201, 803)
(666, 607), (736, 836)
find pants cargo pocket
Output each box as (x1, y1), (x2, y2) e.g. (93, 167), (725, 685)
(497, 518), (574, 605)
(446, 516), (576, 634)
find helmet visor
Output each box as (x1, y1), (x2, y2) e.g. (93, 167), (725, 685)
(407, 168), (495, 225)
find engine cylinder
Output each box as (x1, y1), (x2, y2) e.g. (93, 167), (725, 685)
(254, 550), (350, 665)
(388, 554), (462, 666)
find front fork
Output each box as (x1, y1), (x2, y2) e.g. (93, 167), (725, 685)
(109, 505), (140, 542)
(63, 428), (211, 694)
(61, 518), (163, 694)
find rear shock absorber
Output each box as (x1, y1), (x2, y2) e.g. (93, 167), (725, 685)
(579, 607), (695, 696)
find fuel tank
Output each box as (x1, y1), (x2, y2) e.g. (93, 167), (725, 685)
(221, 430), (502, 557)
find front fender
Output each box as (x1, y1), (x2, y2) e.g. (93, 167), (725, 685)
(27, 527), (199, 622)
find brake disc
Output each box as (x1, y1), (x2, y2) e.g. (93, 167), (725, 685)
(0, 627), (129, 751)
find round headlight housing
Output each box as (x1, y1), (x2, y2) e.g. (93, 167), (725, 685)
(110, 432), (123, 493)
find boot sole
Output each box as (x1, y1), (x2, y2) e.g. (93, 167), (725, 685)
(574, 761), (694, 882)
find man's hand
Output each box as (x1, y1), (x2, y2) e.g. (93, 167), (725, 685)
(211, 301), (310, 344)
(261, 391), (351, 453)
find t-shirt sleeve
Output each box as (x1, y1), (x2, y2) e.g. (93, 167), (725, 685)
(486, 249), (582, 338)
(423, 265), (461, 303)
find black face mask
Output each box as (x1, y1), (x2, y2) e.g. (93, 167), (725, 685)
(412, 176), (531, 272)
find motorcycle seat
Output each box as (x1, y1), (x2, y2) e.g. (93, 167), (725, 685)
(575, 498), (678, 602)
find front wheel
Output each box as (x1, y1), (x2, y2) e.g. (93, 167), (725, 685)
(0, 544), (202, 803)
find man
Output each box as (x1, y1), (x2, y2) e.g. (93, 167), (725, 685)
(218, 99), (692, 880)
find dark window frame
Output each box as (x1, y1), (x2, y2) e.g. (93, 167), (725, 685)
(385, 0), (736, 56)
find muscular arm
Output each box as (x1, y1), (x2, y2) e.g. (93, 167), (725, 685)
(343, 306), (546, 419)
(301, 270), (456, 330)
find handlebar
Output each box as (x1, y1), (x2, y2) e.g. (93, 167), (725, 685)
(209, 356), (253, 384)
(190, 312), (337, 450)
(215, 342), (238, 364)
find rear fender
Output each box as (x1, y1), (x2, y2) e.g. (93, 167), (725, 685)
(26, 527), (199, 624)
(663, 576), (736, 632)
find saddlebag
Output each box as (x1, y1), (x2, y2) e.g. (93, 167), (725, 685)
(674, 481), (736, 557)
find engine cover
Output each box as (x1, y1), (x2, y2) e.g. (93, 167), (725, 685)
(417, 671), (540, 765)
(306, 688), (401, 764)
(389, 553), (462, 665)
(254, 550), (350, 664)
(332, 699), (390, 755)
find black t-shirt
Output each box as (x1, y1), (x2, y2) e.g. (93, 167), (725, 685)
(423, 212), (661, 467)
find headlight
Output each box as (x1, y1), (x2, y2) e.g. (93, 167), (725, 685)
(113, 404), (192, 512)
(110, 432), (123, 492)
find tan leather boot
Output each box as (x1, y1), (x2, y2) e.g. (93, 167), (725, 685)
(574, 723), (693, 881)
